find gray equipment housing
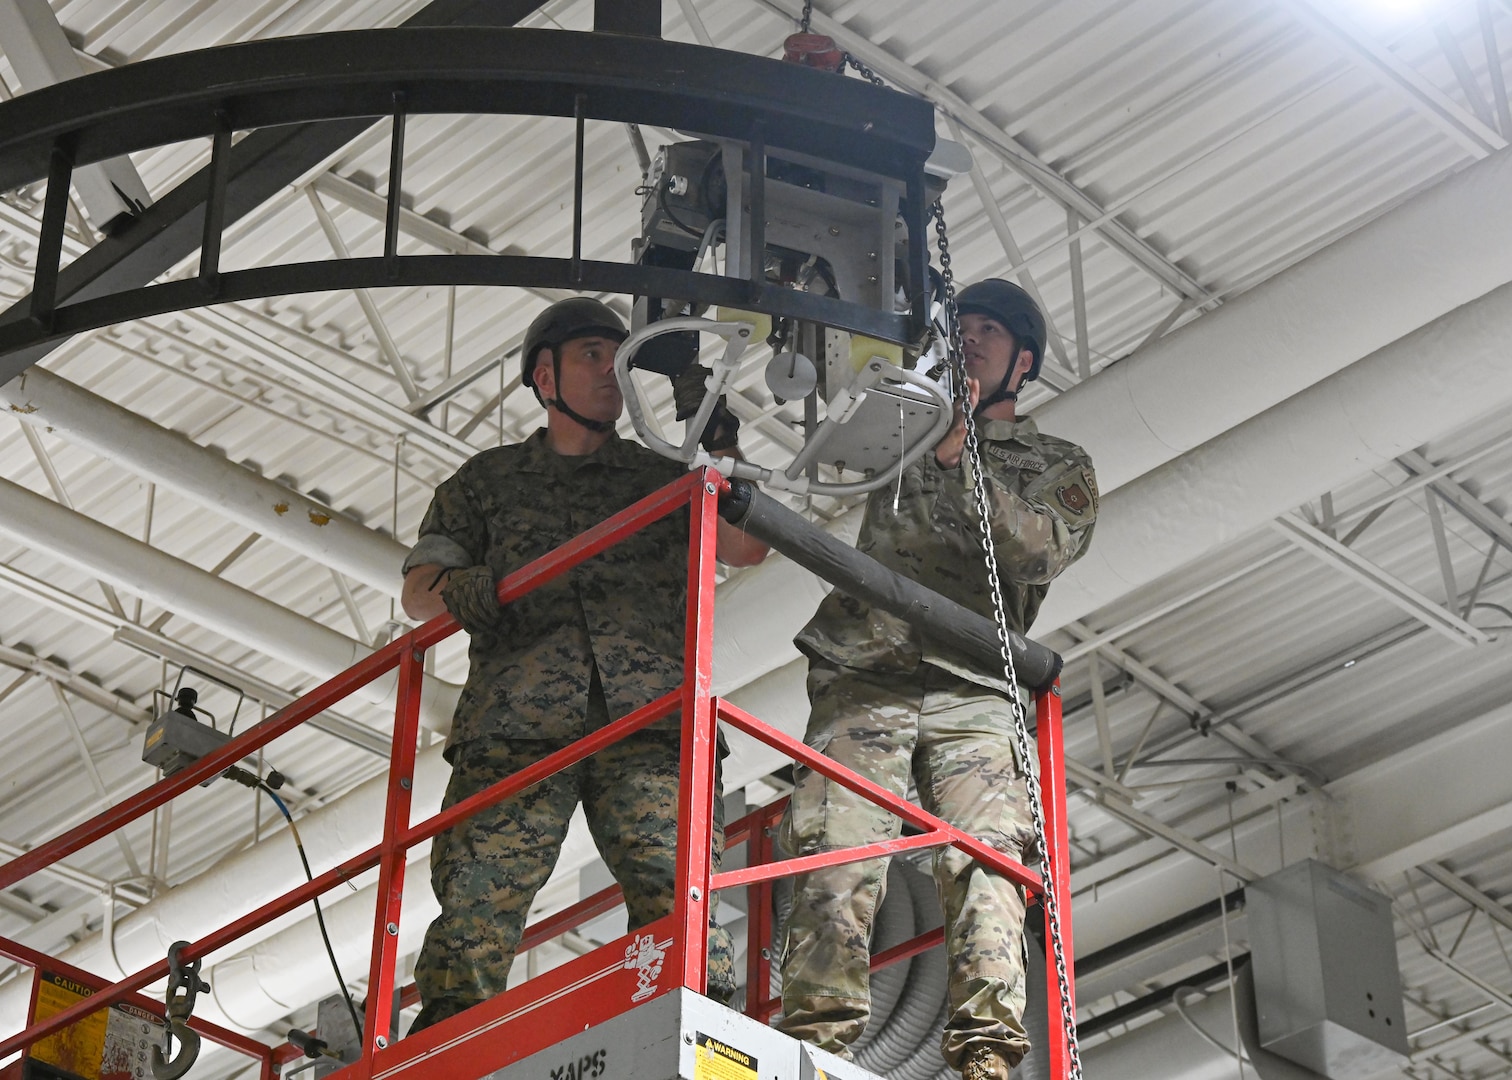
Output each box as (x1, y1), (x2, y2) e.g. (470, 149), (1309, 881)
(477, 988), (882, 1080)
(1248, 860), (1409, 1079)
(142, 708), (232, 786)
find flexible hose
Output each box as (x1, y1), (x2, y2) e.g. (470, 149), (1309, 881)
(854, 862), (948, 1075)
(256, 784), (364, 1041)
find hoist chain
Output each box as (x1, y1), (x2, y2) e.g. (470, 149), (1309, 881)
(841, 52), (886, 86)
(794, 3), (885, 86)
(932, 200), (1084, 1080)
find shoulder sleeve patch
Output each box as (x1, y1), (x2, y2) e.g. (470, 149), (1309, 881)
(1052, 466), (1098, 523)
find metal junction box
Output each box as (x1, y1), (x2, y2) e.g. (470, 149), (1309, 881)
(1248, 860), (1409, 1079)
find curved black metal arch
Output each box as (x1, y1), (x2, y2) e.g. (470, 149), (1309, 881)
(0, 28), (938, 362)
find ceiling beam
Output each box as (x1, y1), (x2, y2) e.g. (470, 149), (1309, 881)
(748, 0), (1214, 305)
(1283, 0), (1508, 159)
(1418, 862), (1512, 936)
(1271, 513), (1490, 646)
(1397, 448), (1512, 553)
(0, 640), (149, 724)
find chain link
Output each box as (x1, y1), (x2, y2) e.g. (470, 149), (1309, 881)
(841, 52), (886, 86)
(799, 0), (813, 34)
(932, 200), (1084, 1080)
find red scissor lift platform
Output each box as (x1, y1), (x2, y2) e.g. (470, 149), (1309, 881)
(0, 469), (1077, 1080)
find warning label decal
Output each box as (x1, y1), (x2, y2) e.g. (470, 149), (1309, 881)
(693, 1033), (757, 1080)
(27, 971), (166, 1080)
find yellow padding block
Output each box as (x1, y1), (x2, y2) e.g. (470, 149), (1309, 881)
(716, 307), (771, 344)
(849, 334), (903, 371)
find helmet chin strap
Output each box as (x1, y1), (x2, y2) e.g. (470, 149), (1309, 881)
(969, 334), (1024, 417)
(546, 348), (616, 434)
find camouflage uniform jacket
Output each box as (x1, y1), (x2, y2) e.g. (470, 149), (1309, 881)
(796, 416), (1097, 693)
(412, 429), (689, 756)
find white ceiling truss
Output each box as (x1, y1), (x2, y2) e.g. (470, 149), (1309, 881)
(0, 1), (1510, 1077)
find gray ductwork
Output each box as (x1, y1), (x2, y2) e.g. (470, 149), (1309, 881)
(1, 367), (410, 599)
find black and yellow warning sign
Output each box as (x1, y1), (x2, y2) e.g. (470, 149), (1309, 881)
(693, 1033), (757, 1080)
(25, 972), (165, 1080)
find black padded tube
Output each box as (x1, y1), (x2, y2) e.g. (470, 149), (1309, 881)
(719, 479), (1063, 691)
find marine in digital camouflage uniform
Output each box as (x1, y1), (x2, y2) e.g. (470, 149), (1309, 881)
(775, 281), (1097, 1080)
(400, 298), (766, 1034)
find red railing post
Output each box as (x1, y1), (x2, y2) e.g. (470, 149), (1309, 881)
(743, 801), (781, 1022)
(674, 469), (722, 996)
(1035, 682), (1076, 1079)
(362, 642), (426, 1063)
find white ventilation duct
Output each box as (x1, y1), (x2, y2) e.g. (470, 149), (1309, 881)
(1034, 277), (1512, 633)
(1, 367), (409, 598)
(0, 478), (459, 731)
(1035, 144), (1512, 491)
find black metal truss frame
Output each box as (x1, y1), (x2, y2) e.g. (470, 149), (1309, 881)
(0, 27), (937, 375)
(0, 0), (548, 384)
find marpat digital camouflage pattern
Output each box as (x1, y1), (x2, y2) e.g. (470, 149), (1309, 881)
(415, 429), (690, 751)
(408, 429), (734, 1032)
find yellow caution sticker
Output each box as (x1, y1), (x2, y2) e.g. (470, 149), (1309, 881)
(29, 972), (109, 1079)
(694, 1032), (758, 1080)
(848, 334), (903, 371)
(28, 971), (167, 1080)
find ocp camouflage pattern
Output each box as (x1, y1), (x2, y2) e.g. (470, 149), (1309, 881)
(776, 663), (1036, 1067)
(797, 416), (1097, 692)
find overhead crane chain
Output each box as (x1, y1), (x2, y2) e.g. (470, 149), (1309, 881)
(933, 200), (1085, 1079)
(795, 0), (884, 86)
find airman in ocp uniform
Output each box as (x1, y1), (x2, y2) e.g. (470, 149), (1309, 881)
(776, 280), (1097, 1080)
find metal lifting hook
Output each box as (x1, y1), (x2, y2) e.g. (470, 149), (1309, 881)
(151, 940), (210, 1080)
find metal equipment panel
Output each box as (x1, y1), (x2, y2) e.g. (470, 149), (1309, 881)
(476, 989), (880, 1080)
(1248, 860), (1409, 1079)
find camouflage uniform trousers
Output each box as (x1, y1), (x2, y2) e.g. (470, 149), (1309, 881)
(776, 660), (1037, 1071)
(411, 723), (735, 1033)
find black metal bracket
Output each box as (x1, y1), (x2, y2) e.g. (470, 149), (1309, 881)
(0, 27), (937, 375)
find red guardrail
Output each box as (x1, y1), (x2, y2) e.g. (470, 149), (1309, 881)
(0, 467), (1075, 1080)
